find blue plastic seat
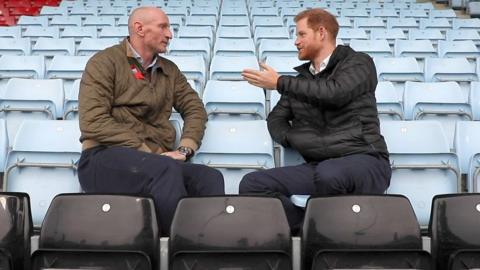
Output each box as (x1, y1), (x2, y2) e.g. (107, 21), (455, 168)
(168, 37), (211, 65)
(252, 16), (284, 31)
(370, 28), (407, 45)
(3, 120), (82, 226)
(0, 26), (21, 39)
(46, 55), (91, 80)
(374, 57), (423, 82)
(353, 17), (386, 30)
(403, 81), (472, 148)
(60, 26), (97, 41)
(258, 38), (297, 61)
(424, 57), (477, 82)
(185, 15), (217, 32)
(454, 121), (480, 191)
(253, 26), (290, 47)
(375, 81), (403, 120)
(336, 28), (368, 44)
(209, 55), (258, 81)
(394, 39), (436, 58)
(0, 37), (30, 55)
(341, 8), (369, 18)
(446, 29), (480, 45)
(17, 15), (48, 27)
(49, 16), (82, 28)
(399, 9), (428, 19)
(191, 120), (274, 194)
(452, 18), (480, 30)
(370, 8), (399, 19)
(177, 26), (214, 47)
(31, 37), (76, 57)
(265, 55), (304, 76)
(163, 54), (206, 90)
(22, 26), (60, 40)
(216, 25), (251, 39)
(213, 37), (255, 56)
(218, 15), (250, 27)
(380, 120), (460, 227)
(76, 38), (119, 56)
(419, 18), (451, 32)
(386, 17), (418, 32)
(98, 26), (128, 39)
(438, 40), (480, 59)
(0, 119), (7, 172)
(430, 8), (457, 21)
(349, 39), (393, 57)
(0, 55), (45, 79)
(98, 6), (127, 17)
(63, 79), (80, 120)
(202, 80), (266, 120)
(409, 29), (445, 45)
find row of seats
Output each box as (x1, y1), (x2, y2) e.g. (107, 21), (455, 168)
(2, 192), (479, 270)
(1, 119), (480, 228)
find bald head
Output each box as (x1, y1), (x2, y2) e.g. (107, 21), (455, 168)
(128, 7), (168, 37)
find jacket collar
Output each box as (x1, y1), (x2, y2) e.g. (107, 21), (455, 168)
(294, 45), (354, 77)
(121, 38), (171, 76)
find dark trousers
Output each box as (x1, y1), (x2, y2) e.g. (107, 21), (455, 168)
(78, 146), (225, 236)
(239, 153), (392, 233)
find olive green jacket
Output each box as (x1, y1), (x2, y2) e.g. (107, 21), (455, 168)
(79, 39), (206, 153)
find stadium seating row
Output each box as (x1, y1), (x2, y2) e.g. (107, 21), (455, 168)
(2, 192), (480, 270)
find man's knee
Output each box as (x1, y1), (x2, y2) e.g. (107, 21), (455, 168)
(314, 168), (348, 195)
(239, 171), (263, 194)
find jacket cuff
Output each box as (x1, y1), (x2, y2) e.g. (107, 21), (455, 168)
(179, 137), (199, 151)
(277, 75), (286, 95)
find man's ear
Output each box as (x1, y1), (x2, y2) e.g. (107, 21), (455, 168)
(134, 21), (144, 37)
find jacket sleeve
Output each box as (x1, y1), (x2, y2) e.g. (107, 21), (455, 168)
(79, 55), (143, 148)
(267, 94), (293, 147)
(172, 69), (207, 150)
(277, 54), (377, 108)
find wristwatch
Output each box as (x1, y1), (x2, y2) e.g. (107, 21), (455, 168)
(177, 146), (194, 160)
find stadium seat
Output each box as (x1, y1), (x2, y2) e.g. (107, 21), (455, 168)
(177, 26), (214, 47)
(31, 37), (76, 57)
(83, 16), (116, 28)
(0, 192), (33, 270)
(446, 29), (480, 45)
(0, 119), (6, 171)
(375, 81), (403, 120)
(349, 39), (392, 57)
(17, 15), (48, 27)
(302, 195), (431, 270)
(209, 55), (258, 81)
(69, 7), (97, 17)
(202, 80), (266, 120)
(112, 0), (138, 8)
(185, 15), (217, 32)
(0, 78), (63, 143)
(253, 26), (290, 47)
(471, 81), (480, 121)
(76, 38), (119, 56)
(419, 18), (451, 32)
(98, 26), (128, 39)
(31, 194), (159, 270)
(437, 40), (480, 59)
(374, 57), (423, 82)
(370, 28), (407, 45)
(63, 79), (80, 120)
(399, 9), (428, 20)
(170, 196), (291, 270)
(336, 17), (353, 29)
(98, 7), (127, 17)
(167, 37), (211, 64)
(0, 26), (21, 38)
(190, 6), (218, 20)
(22, 26), (60, 40)
(386, 17), (418, 32)
(380, 120), (460, 227)
(429, 194), (480, 270)
(213, 37), (255, 56)
(49, 16), (82, 28)
(353, 17), (386, 30)
(218, 15), (250, 27)
(424, 57), (477, 82)
(452, 18), (480, 30)
(163, 6), (188, 22)
(394, 39), (436, 58)
(370, 8), (399, 19)
(454, 121), (480, 191)
(46, 55), (91, 80)
(409, 29), (445, 45)
(191, 120), (274, 194)
(3, 120), (82, 226)
(250, 7), (278, 21)
(60, 26), (97, 41)
(266, 55), (304, 76)
(163, 54), (206, 90)
(252, 16), (284, 31)
(336, 28), (368, 44)
(216, 25), (251, 39)
(430, 8), (457, 21)
(403, 81), (472, 148)
(258, 39), (297, 61)
(0, 37), (30, 55)
(39, 6), (67, 17)
(0, 55), (45, 79)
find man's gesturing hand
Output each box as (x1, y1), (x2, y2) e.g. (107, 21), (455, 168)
(242, 62), (279, 90)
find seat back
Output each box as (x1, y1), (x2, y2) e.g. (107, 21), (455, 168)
(170, 196), (291, 270)
(302, 195), (422, 270)
(0, 192), (33, 270)
(429, 194), (480, 270)
(39, 193), (160, 268)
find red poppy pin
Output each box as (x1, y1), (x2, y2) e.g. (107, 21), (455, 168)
(131, 64), (145, 80)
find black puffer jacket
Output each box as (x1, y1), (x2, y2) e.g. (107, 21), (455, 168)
(268, 45), (389, 162)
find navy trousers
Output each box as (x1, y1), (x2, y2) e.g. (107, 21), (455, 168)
(78, 146), (225, 235)
(239, 153), (392, 234)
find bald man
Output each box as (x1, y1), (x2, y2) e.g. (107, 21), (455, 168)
(78, 7), (224, 235)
